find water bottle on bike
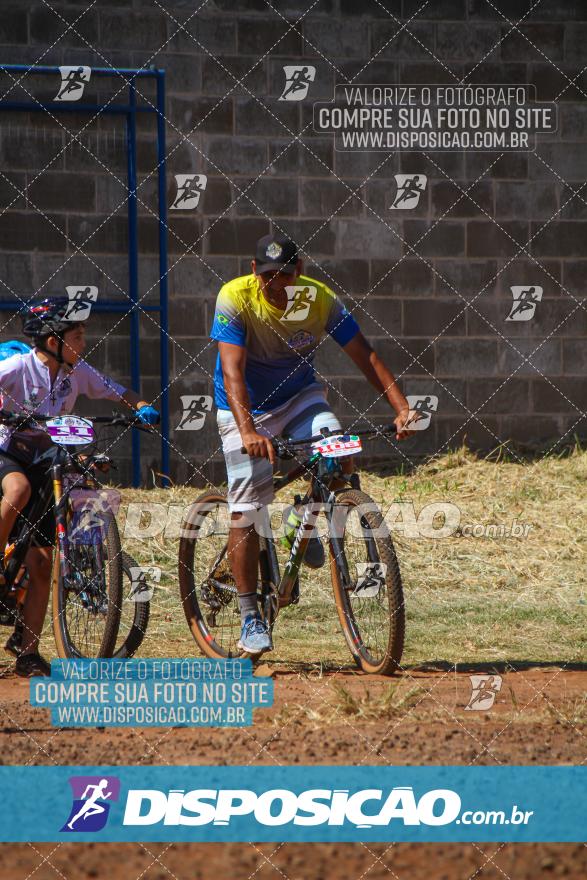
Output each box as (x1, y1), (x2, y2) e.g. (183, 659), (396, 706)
(281, 496), (325, 569)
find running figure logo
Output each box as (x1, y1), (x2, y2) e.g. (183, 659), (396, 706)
(170, 174), (208, 210)
(64, 285), (98, 322)
(465, 674), (503, 711)
(506, 285), (543, 322)
(55, 66), (91, 102)
(353, 562), (387, 598)
(61, 776), (120, 832)
(129, 565), (161, 602)
(279, 66), (316, 101)
(405, 394), (438, 431)
(69, 489), (122, 547)
(280, 286), (317, 322)
(390, 174), (428, 210)
(177, 394), (213, 431)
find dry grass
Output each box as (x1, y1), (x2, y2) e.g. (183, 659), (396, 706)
(33, 444), (587, 668)
(544, 693), (587, 727)
(271, 682), (423, 728)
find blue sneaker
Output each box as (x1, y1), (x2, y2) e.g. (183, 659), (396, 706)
(238, 613), (273, 654)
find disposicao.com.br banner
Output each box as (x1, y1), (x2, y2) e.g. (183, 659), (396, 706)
(0, 766), (583, 843)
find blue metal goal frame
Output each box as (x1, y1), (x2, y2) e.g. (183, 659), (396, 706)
(0, 64), (169, 488)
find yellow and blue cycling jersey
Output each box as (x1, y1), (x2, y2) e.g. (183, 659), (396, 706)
(210, 273), (360, 412)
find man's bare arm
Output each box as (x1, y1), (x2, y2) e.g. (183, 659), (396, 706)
(218, 341), (275, 462)
(342, 332), (417, 439)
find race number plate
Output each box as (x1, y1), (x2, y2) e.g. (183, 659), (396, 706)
(313, 434), (362, 458)
(46, 416), (94, 445)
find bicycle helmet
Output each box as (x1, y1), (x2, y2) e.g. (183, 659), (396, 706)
(0, 340), (31, 360)
(22, 297), (83, 364)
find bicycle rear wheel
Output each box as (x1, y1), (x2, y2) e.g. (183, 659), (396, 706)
(178, 491), (245, 659)
(329, 488), (405, 675)
(52, 512), (123, 658)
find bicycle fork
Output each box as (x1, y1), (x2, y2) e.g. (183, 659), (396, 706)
(52, 464), (71, 581)
(325, 490), (353, 590)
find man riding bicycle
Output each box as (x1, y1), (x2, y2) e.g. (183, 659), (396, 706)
(210, 234), (417, 655)
(0, 296), (160, 676)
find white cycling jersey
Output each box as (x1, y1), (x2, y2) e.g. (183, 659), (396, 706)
(0, 349), (126, 454)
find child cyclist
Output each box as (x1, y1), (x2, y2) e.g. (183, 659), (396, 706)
(0, 297), (160, 676)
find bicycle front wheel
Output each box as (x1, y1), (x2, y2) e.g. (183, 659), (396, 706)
(329, 488), (405, 675)
(178, 491), (244, 659)
(112, 551), (150, 659)
(52, 512), (123, 658)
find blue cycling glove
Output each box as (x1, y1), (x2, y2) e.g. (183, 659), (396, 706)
(137, 405), (160, 425)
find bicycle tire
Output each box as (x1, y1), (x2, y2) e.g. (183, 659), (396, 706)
(112, 551), (150, 659)
(328, 488), (405, 676)
(178, 491), (246, 659)
(52, 511), (123, 658)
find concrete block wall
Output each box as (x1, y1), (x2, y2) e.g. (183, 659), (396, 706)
(0, 0), (585, 485)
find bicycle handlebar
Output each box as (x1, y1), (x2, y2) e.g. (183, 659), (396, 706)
(240, 424), (397, 457)
(0, 409), (154, 433)
(0, 408), (49, 426)
(90, 414), (155, 433)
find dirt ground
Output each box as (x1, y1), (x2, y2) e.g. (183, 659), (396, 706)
(0, 665), (584, 878)
(0, 665), (585, 765)
(0, 840), (585, 880)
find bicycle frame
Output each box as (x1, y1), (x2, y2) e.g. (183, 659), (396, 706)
(2, 445), (113, 596)
(258, 449), (355, 615)
(51, 460), (71, 582)
(0, 411), (151, 591)
(2, 448), (78, 592)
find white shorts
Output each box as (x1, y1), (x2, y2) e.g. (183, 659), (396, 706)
(217, 383), (341, 511)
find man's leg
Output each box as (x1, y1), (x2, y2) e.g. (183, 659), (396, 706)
(230, 507), (273, 652)
(217, 411), (278, 653)
(228, 512), (259, 618)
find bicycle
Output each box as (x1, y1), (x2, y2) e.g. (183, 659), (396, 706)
(114, 550), (151, 659)
(70, 417), (151, 660)
(178, 425), (405, 675)
(0, 410), (151, 659)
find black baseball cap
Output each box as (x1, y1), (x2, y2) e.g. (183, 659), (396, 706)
(254, 233), (298, 274)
